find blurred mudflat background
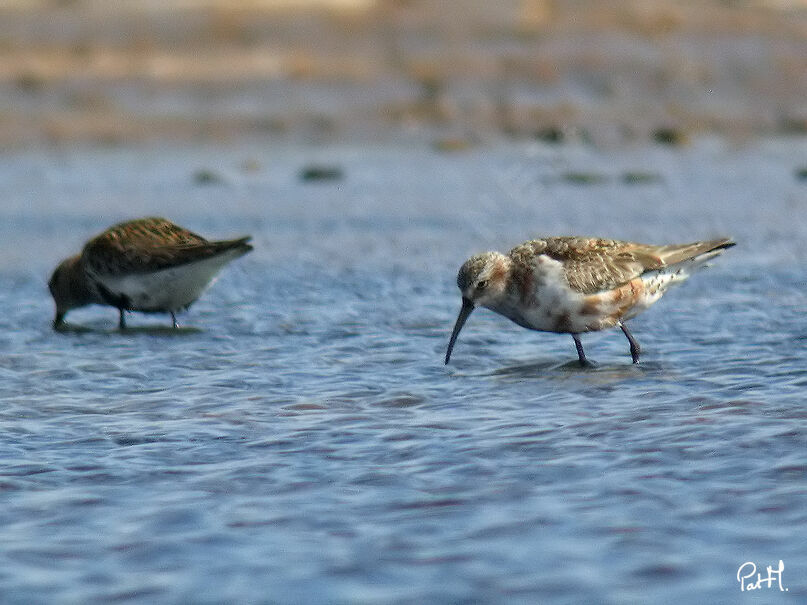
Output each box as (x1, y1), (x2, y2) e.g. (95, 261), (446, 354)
(0, 0), (804, 146)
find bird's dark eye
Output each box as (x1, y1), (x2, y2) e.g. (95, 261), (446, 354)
(476, 280), (488, 291)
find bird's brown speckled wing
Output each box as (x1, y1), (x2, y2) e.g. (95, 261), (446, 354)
(509, 236), (733, 295)
(82, 217), (251, 275)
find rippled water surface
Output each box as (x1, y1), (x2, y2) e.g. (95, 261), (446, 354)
(1, 139), (806, 603)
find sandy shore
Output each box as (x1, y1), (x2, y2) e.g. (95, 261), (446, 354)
(0, 0), (804, 146)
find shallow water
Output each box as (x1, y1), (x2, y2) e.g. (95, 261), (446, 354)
(1, 138), (806, 603)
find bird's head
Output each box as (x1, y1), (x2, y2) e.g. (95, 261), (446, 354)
(48, 256), (91, 328)
(445, 251), (510, 364)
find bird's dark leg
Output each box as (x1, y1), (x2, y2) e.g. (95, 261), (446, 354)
(118, 308), (127, 330)
(618, 321), (641, 364)
(572, 333), (588, 366)
(170, 311), (178, 329)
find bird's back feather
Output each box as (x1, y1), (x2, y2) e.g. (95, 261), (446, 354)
(509, 236), (734, 295)
(82, 217), (252, 276)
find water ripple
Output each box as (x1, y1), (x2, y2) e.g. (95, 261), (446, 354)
(1, 141), (806, 602)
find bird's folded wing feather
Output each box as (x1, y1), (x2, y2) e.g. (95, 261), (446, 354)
(81, 217), (248, 276)
(523, 236), (732, 295)
(513, 237), (667, 295)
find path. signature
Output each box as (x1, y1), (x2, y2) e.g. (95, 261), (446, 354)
(737, 560), (788, 592)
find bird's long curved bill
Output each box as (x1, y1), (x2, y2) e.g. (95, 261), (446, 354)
(53, 311), (65, 330)
(445, 298), (474, 365)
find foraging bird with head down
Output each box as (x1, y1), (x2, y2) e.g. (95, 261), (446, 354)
(48, 217), (252, 329)
(445, 236), (735, 366)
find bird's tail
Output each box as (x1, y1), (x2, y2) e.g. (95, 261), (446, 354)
(213, 236), (253, 258)
(655, 238), (735, 270)
(642, 238), (734, 288)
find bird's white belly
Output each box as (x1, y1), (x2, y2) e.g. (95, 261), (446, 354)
(515, 294), (581, 331)
(493, 265), (690, 333)
(95, 252), (238, 312)
(494, 282), (586, 333)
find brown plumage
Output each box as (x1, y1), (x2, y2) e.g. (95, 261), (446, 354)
(49, 217), (252, 329)
(508, 237), (734, 295)
(82, 217), (250, 276)
(446, 236), (735, 366)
